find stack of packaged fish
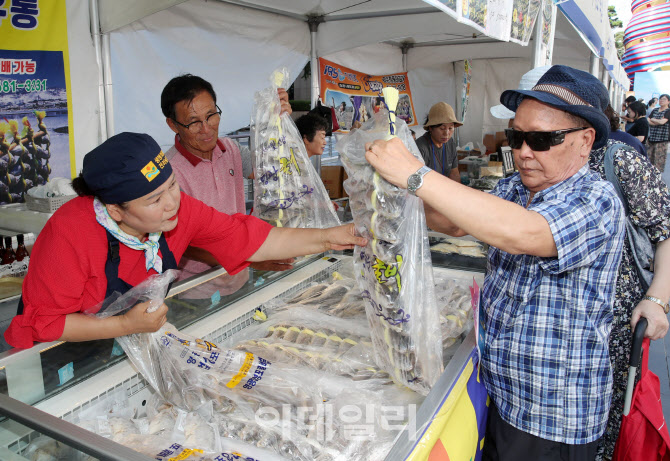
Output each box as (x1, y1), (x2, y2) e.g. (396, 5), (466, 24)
(78, 272), (422, 460)
(337, 88), (442, 395)
(250, 68), (339, 229)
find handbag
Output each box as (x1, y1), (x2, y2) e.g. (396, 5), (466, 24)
(604, 143), (655, 291)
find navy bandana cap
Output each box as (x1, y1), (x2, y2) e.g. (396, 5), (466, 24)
(82, 132), (173, 204)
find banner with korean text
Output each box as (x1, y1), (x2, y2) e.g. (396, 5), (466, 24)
(319, 57), (418, 132)
(405, 350), (489, 461)
(0, 0), (73, 205)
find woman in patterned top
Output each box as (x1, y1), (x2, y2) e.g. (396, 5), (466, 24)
(647, 93), (670, 172)
(590, 136), (670, 460)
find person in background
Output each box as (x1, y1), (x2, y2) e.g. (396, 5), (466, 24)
(590, 96), (670, 461)
(647, 97), (658, 116)
(625, 100), (650, 144)
(647, 93), (670, 173)
(605, 104), (647, 158)
(161, 75), (294, 297)
(365, 65), (626, 461)
(4, 132), (366, 348)
(415, 102), (462, 182)
(621, 95), (638, 131)
(295, 113), (328, 158)
(490, 66), (551, 120)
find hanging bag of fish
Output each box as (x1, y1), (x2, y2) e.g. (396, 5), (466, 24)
(251, 67), (340, 229)
(336, 87), (443, 394)
(87, 271), (321, 416)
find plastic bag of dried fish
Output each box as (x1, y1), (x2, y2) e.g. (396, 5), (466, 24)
(22, 436), (94, 461)
(267, 276), (365, 319)
(118, 321), (323, 417)
(336, 89), (443, 394)
(220, 307), (385, 382)
(251, 67), (339, 230)
(154, 443), (269, 461)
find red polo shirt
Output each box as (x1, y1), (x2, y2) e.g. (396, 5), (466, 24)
(167, 136), (249, 296)
(5, 193), (272, 348)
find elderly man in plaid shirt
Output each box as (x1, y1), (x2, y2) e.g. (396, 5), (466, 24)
(364, 65), (626, 460)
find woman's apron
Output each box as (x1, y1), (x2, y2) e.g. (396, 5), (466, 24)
(15, 231), (178, 393)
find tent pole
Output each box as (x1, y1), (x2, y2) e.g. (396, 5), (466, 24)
(308, 16), (322, 174)
(89, 0), (107, 143)
(308, 17), (322, 110)
(102, 33), (115, 137)
(453, 61), (459, 147)
(401, 42), (413, 73)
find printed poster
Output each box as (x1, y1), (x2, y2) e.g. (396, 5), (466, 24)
(486, 0), (514, 41)
(0, 0), (74, 205)
(421, 0), (459, 21)
(459, 0), (488, 34)
(319, 57), (418, 132)
(538, 0), (557, 66)
(509, 0), (542, 45)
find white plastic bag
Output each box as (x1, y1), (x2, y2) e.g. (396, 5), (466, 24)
(336, 88), (443, 394)
(251, 67), (339, 229)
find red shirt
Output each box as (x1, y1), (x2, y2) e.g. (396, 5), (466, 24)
(5, 193), (272, 348)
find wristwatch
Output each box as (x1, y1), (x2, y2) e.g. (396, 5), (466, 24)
(407, 166), (432, 195)
(644, 295), (670, 314)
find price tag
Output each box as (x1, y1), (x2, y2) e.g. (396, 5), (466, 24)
(210, 290), (221, 307)
(58, 362), (74, 386)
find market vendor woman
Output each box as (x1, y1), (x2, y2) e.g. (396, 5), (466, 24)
(5, 132), (366, 349)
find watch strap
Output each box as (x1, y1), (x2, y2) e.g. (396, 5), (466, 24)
(644, 295), (670, 314)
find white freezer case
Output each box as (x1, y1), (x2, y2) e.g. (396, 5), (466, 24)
(0, 252), (485, 460)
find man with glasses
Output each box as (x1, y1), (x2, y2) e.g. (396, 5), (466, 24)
(161, 74), (294, 297)
(364, 65), (625, 460)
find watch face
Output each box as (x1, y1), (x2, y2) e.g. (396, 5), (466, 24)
(408, 174), (421, 190)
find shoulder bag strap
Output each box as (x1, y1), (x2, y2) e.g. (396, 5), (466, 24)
(603, 142), (630, 215)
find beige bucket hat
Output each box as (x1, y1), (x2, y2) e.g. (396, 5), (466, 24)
(423, 102), (463, 130)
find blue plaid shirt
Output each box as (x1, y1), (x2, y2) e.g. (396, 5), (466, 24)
(481, 164), (625, 444)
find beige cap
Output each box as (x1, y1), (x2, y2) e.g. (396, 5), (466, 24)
(423, 102), (463, 130)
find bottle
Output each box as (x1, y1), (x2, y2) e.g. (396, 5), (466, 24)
(2, 236), (15, 265)
(15, 234), (29, 261)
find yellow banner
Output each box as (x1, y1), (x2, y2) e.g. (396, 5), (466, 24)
(0, 0), (75, 205)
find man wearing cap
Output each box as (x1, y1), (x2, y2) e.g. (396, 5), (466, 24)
(5, 132), (366, 348)
(365, 65), (625, 460)
(415, 102), (462, 182)
(161, 75), (294, 297)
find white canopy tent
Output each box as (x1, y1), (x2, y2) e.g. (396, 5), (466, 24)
(65, 0), (628, 173)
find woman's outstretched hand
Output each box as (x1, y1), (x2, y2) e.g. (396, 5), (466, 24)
(321, 223), (368, 251)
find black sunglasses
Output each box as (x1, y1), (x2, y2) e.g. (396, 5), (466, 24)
(504, 127), (588, 151)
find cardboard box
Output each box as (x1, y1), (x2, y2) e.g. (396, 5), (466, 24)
(321, 165), (345, 199)
(482, 131), (508, 154)
(342, 170), (349, 197)
(483, 134), (496, 153)
(495, 130), (507, 148)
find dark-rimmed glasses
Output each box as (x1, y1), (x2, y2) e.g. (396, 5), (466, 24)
(504, 127), (588, 151)
(172, 105), (222, 134)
